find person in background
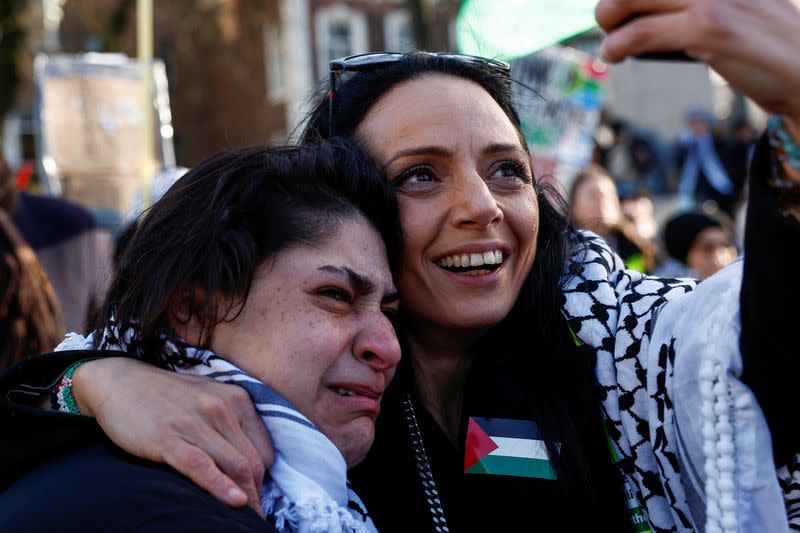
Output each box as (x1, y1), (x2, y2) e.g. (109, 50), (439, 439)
(676, 109), (739, 215)
(620, 190), (658, 242)
(0, 206), (63, 369)
(725, 119), (759, 191)
(0, 157), (114, 333)
(601, 119), (639, 197)
(630, 133), (668, 195)
(1, 158), (63, 368)
(569, 164), (656, 272)
(655, 212), (738, 280)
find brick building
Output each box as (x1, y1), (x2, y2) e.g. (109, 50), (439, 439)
(6, 0), (461, 167)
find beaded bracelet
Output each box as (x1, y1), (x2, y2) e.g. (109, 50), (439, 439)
(766, 116), (800, 211)
(51, 360), (92, 415)
(768, 116), (800, 172)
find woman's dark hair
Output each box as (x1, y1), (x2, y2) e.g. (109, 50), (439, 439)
(302, 52), (570, 345)
(0, 210), (63, 369)
(94, 139), (402, 368)
(301, 52), (629, 526)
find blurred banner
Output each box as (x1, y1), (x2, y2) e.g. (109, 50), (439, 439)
(511, 46), (609, 188)
(34, 53), (174, 226)
(456, 0), (599, 61)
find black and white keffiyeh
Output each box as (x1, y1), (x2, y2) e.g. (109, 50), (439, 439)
(56, 329), (376, 533)
(562, 231), (798, 532)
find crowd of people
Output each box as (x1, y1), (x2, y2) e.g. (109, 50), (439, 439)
(580, 101), (761, 281)
(595, 111), (759, 213)
(1, 0), (800, 532)
(568, 151), (741, 280)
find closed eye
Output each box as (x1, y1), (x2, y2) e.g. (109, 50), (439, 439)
(381, 306), (399, 325)
(316, 287), (352, 303)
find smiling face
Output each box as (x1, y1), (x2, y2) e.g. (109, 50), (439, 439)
(356, 74), (539, 332)
(210, 216), (401, 467)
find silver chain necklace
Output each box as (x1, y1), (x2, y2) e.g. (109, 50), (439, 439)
(402, 392), (450, 533)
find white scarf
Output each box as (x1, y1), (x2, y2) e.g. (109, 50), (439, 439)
(56, 328), (378, 533)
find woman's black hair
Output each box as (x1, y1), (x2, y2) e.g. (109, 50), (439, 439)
(302, 51), (570, 346)
(93, 139), (402, 369)
(301, 52), (630, 527)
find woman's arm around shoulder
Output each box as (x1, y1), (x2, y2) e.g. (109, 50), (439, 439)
(0, 350), (106, 490)
(0, 352), (274, 515)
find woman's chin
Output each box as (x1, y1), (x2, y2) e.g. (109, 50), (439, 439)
(322, 418), (376, 468)
(416, 302), (514, 332)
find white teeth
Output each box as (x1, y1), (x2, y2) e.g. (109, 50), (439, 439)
(332, 387), (354, 397)
(436, 250), (505, 268)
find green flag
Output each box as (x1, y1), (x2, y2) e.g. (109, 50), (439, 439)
(456, 0), (600, 61)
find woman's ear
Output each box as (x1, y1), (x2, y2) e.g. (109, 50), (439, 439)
(168, 285), (207, 346)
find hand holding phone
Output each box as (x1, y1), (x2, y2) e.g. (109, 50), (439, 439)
(594, 0), (800, 121)
(596, 3), (698, 63)
(634, 50), (694, 62)
(620, 14), (694, 62)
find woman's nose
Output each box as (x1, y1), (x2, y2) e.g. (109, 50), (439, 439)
(355, 313), (402, 370)
(449, 170), (503, 229)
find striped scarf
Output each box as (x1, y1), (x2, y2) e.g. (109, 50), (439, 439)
(57, 328), (377, 533)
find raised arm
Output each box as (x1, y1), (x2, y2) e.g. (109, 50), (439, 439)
(597, 0), (800, 465)
(0, 352), (272, 516)
(594, 1), (800, 529)
(738, 133), (800, 468)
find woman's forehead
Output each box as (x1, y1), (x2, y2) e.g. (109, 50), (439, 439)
(357, 74), (523, 158)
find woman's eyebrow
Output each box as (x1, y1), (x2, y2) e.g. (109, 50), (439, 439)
(384, 143), (525, 168)
(318, 265), (398, 302)
(484, 142), (526, 156)
(384, 146), (452, 167)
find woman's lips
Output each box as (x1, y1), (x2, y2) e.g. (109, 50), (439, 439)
(433, 245), (509, 286)
(328, 383), (381, 399)
(437, 249), (503, 267)
(434, 260), (508, 287)
(327, 383), (383, 416)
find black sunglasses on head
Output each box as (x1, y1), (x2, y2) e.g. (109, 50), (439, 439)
(327, 52), (511, 136)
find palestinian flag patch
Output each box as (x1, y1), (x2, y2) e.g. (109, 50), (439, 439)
(464, 417), (557, 480)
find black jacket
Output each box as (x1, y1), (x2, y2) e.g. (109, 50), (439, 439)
(0, 441), (270, 532)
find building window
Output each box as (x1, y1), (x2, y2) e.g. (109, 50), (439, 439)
(314, 5), (368, 79)
(384, 9), (412, 51)
(263, 22), (286, 102)
(328, 21), (352, 61)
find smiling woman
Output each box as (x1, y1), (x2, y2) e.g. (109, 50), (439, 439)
(0, 140), (402, 533)
(358, 75), (539, 335)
